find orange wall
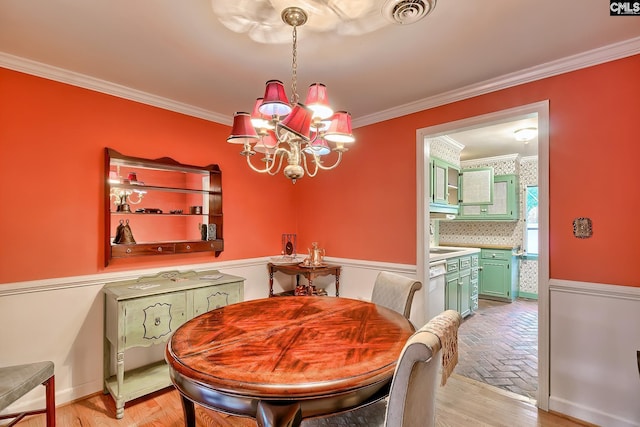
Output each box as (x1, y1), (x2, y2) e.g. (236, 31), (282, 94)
(296, 54), (640, 287)
(0, 68), (295, 283)
(2, 54), (639, 287)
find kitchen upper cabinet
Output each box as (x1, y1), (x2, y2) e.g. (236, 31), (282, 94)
(430, 158), (459, 214)
(459, 167), (494, 205)
(457, 174), (519, 221)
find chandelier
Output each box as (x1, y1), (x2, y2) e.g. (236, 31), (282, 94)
(226, 6), (355, 183)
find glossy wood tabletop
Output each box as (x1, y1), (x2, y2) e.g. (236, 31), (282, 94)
(165, 296), (415, 427)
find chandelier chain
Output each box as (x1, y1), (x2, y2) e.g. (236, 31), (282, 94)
(290, 24), (299, 104)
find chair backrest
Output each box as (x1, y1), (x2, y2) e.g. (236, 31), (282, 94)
(371, 271), (422, 319)
(384, 310), (462, 427)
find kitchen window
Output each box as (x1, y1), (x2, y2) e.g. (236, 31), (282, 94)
(524, 186), (538, 257)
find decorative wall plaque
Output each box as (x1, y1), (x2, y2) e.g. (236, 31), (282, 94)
(573, 217), (592, 239)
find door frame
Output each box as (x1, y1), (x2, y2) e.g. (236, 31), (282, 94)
(415, 100), (549, 409)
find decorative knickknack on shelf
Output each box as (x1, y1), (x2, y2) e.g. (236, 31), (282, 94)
(113, 219), (136, 244)
(200, 223), (216, 241)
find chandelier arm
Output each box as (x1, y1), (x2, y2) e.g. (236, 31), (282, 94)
(309, 150), (344, 174)
(268, 148), (291, 176)
(301, 151), (319, 178)
(244, 149), (288, 176)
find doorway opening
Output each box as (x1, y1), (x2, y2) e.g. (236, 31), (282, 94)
(415, 101), (549, 409)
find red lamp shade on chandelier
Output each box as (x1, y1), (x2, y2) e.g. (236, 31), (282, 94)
(227, 112), (258, 145)
(259, 80), (292, 117)
(278, 103), (313, 141)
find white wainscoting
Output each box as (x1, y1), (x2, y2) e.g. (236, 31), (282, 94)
(3, 261), (638, 427)
(549, 279), (640, 427)
(0, 257), (415, 415)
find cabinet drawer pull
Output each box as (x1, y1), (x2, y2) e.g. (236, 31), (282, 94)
(186, 245), (191, 250)
(126, 248), (132, 254)
(154, 317), (161, 326)
(157, 247), (163, 252)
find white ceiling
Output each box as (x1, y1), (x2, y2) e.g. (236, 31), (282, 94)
(449, 116), (539, 161)
(1, 1), (639, 159)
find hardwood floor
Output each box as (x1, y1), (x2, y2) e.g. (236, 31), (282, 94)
(13, 374), (591, 427)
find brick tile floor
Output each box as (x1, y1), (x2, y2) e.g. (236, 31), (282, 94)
(455, 298), (538, 400)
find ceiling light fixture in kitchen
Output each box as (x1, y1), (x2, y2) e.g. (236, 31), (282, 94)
(514, 127), (538, 143)
(226, 6), (355, 183)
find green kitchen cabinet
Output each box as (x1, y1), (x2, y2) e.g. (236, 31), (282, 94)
(445, 253), (478, 318)
(430, 157), (459, 214)
(470, 253), (479, 312)
(459, 167), (494, 206)
(457, 174), (519, 221)
(479, 249), (519, 301)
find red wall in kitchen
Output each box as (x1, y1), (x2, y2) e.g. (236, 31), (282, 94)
(296, 54), (640, 287)
(2, 54), (639, 287)
(0, 68), (295, 283)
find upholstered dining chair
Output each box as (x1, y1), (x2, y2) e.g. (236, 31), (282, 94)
(0, 361), (55, 427)
(371, 271), (422, 319)
(301, 309), (462, 427)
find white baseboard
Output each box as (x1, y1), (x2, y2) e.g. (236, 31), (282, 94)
(549, 396), (640, 427)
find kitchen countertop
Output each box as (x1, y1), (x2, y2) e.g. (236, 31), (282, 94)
(438, 242), (518, 250)
(429, 245), (480, 262)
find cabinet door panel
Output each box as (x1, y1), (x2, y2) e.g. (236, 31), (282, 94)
(458, 270), (471, 317)
(479, 260), (509, 298)
(460, 168), (493, 204)
(487, 180), (508, 215)
(123, 293), (187, 349)
(433, 161), (447, 204)
(445, 273), (459, 311)
(193, 283), (242, 316)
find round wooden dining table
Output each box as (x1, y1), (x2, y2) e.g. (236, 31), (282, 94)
(165, 296), (415, 427)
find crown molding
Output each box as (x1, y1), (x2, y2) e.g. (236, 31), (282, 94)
(2, 36), (639, 129)
(461, 153), (520, 166)
(353, 36), (640, 128)
(438, 135), (466, 151)
(0, 52), (232, 126)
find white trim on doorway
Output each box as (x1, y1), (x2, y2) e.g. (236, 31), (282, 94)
(415, 100), (550, 410)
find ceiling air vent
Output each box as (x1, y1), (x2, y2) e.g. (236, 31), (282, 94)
(382, 0), (437, 25)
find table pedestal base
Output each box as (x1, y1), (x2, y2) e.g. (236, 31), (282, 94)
(257, 401), (302, 427)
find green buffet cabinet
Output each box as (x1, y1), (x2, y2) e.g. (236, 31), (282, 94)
(445, 252), (479, 318)
(103, 269), (245, 419)
(479, 248), (519, 301)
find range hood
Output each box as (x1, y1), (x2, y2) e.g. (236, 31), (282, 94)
(430, 212), (456, 220)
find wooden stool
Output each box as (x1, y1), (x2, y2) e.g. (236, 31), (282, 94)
(0, 361), (55, 427)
